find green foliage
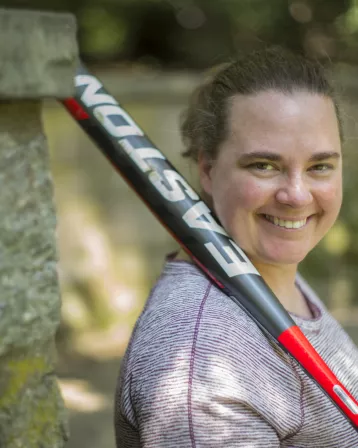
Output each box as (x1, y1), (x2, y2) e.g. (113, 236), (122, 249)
(79, 6), (127, 58)
(5, 0), (357, 66)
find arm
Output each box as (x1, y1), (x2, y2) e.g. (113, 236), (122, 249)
(138, 395), (281, 448)
(116, 279), (302, 447)
(131, 303), (301, 445)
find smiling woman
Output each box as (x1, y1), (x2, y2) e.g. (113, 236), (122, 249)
(198, 90), (342, 300)
(114, 47), (358, 447)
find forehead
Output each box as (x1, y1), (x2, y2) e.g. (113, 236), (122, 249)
(225, 90), (340, 152)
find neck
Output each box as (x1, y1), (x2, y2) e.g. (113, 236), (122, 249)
(174, 248), (313, 318)
(249, 258), (312, 318)
(254, 260), (297, 299)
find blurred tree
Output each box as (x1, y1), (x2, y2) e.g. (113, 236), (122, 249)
(1, 0), (355, 66)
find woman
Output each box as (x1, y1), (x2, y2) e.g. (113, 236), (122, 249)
(114, 47), (358, 447)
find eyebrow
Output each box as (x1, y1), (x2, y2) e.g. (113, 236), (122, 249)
(238, 151), (341, 164)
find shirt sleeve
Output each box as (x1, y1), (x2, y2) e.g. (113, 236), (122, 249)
(131, 330), (282, 448)
(188, 400), (281, 447)
(138, 395), (281, 448)
(126, 285), (302, 447)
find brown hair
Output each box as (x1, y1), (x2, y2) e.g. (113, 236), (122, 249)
(180, 46), (342, 162)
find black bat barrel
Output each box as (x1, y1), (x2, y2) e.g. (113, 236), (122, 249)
(62, 64), (358, 430)
(64, 64), (295, 340)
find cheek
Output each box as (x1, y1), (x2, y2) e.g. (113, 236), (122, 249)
(213, 175), (268, 216)
(316, 180), (342, 213)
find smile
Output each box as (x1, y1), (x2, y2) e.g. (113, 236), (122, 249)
(264, 214), (307, 229)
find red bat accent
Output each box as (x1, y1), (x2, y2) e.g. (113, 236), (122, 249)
(279, 325), (358, 424)
(63, 98), (89, 120)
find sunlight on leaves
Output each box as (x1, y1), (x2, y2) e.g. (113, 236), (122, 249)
(61, 291), (92, 330)
(330, 277), (353, 322)
(80, 6), (127, 57)
(72, 324), (131, 360)
(322, 220), (350, 256)
(343, 0), (358, 34)
(58, 379), (110, 413)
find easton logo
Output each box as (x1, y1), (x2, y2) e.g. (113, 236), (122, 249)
(75, 73), (259, 278)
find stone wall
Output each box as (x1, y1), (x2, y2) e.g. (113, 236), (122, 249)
(0, 8), (78, 448)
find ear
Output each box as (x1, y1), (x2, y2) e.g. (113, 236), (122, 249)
(198, 150), (213, 196)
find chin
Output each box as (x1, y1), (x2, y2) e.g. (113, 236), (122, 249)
(248, 244), (311, 266)
(260, 251), (309, 266)
(270, 238), (315, 262)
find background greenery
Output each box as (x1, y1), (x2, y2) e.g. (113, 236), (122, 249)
(3, 0), (358, 66)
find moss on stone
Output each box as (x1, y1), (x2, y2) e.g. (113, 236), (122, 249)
(0, 356), (47, 409)
(0, 353), (69, 447)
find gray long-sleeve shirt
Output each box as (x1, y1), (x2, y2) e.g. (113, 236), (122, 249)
(115, 259), (358, 447)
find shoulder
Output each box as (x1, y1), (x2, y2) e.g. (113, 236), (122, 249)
(118, 261), (303, 437)
(133, 260), (270, 356)
(128, 260), (300, 389)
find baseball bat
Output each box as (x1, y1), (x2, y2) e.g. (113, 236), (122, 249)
(62, 63), (358, 430)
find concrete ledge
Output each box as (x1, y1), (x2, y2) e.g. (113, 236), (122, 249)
(0, 8), (78, 98)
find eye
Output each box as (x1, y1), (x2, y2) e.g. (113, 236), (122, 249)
(309, 163), (334, 173)
(248, 162), (276, 171)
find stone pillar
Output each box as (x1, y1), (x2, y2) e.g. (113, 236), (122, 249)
(0, 9), (78, 447)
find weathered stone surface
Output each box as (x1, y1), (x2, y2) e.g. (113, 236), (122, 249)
(0, 341), (69, 447)
(0, 8), (77, 446)
(0, 101), (69, 446)
(0, 102), (60, 354)
(0, 8), (78, 98)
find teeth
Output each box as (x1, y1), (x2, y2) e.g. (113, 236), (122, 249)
(265, 215), (307, 229)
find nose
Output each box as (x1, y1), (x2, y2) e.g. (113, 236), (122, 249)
(275, 174), (313, 208)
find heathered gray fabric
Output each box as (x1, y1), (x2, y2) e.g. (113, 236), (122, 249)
(114, 259), (358, 447)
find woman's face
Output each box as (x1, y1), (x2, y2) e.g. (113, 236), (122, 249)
(199, 90), (342, 266)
